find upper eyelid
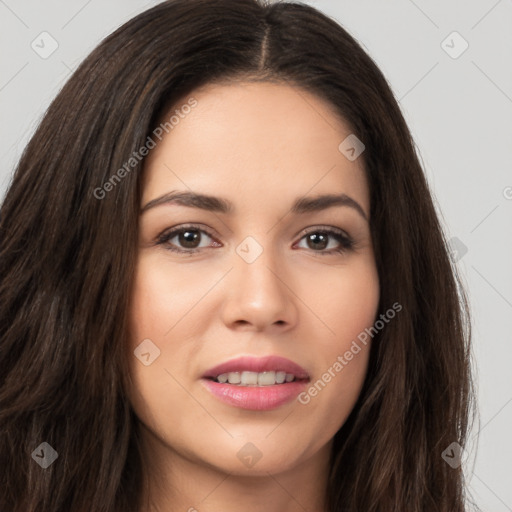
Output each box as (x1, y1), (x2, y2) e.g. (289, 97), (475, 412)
(160, 224), (218, 240)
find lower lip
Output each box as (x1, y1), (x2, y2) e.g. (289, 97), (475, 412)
(201, 378), (309, 411)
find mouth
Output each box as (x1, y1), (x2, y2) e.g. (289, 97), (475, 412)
(201, 355), (310, 410)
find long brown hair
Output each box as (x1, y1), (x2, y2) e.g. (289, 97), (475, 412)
(0, 0), (475, 510)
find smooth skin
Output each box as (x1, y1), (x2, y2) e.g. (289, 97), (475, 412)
(127, 81), (380, 512)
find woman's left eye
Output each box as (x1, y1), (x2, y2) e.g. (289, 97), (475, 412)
(156, 224), (354, 255)
(295, 228), (354, 254)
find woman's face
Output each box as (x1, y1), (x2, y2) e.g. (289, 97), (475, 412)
(127, 81), (380, 477)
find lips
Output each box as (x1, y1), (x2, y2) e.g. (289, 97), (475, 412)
(200, 355), (311, 410)
(202, 355), (310, 381)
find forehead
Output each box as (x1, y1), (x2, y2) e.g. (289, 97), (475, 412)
(141, 81), (369, 214)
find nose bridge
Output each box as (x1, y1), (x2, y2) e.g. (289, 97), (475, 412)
(234, 233), (285, 295)
(222, 232), (296, 328)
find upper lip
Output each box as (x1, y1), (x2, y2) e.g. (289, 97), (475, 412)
(202, 355), (310, 380)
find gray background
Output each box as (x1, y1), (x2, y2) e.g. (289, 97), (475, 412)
(1, 0), (511, 510)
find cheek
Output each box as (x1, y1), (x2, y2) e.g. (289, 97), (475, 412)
(296, 256), (379, 423)
(309, 254), (380, 347)
(126, 257), (179, 412)
(126, 256), (198, 435)
(128, 253), (201, 341)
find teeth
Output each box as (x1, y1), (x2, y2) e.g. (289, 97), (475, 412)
(214, 371), (297, 386)
(257, 371), (275, 386)
(227, 372), (241, 384)
(242, 371), (259, 385)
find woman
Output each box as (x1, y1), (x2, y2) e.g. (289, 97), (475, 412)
(0, 0), (475, 511)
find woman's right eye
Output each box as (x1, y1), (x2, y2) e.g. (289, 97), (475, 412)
(156, 225), (220, 254)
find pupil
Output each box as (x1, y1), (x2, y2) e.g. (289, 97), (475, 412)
(308, 233), (327, 250)
(180, 230), (199, 248)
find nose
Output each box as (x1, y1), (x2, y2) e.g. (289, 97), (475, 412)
(219, 240), (298, 332)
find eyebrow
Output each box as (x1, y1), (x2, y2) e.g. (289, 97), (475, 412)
(141, 190), (368, 221)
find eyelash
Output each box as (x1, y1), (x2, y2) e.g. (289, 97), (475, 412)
(155, 223), (355, 256)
